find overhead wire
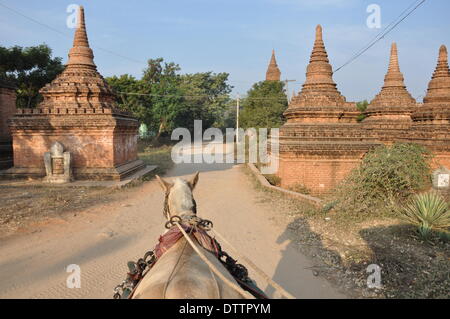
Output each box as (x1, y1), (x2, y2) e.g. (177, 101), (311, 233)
(0, 1), (146, 65)
(333, 0), (426, 73)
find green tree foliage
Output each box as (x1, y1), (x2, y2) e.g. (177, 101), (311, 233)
(221, 98), (238, 130)
(107, 58), (232, 139)
(106, 74), (151, 123)
(141, 58), (185, 139)
(178, 72), (232, 132)
(0, 44), (64, 108)
(240, 80), (288, 129)
(356, 100), (369, 122)
(331, 143), (432, 217)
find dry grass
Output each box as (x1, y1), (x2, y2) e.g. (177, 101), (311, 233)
(138, 140), (174, 178)
(0, 143), (174, 238)
(243, 165), (450, 299)
(0, 185), (122, 237)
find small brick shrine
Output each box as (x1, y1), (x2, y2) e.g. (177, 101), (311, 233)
(3, 6), (144, 180)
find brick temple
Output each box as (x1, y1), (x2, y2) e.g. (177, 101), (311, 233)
(363, 43), (419, 143)
(2, 6), (144, 180)
(408, 45), (450, 169)
(275, 25), (450, 195)
(277, 25), (374, 195)
(0, 80), (16, 169)
(266, 50), (281, 81)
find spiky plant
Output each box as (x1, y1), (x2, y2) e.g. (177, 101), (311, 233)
(399, 192), (450, 239)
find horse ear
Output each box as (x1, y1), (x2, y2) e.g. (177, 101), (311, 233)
(155, 175), (173, 193)
(187, 171), (199, 190)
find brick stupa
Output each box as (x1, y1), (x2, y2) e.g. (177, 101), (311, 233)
(409, 45), (450, 168)
(277, 25), (374, 195)
(364, 43), (418, 143)
(284, 25), (359, 122)
(5, 6), (144, 180)
(266, 50), (281, 81)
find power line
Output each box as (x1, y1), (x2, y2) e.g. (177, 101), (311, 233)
(117, 91), (288, 101)
(0, 1), (146, 65)
(333, 0), (426, 74)
(0, 2), (296, 92)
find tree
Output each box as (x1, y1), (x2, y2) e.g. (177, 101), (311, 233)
(142, 58), (185, 139)
(177, 72), (232, 132)
(106, 74), (152, 125)
(107, 58), (233, 140)
(220, 98), (238, 131)
(0, 44), (64, 108)
(356, 100), (369, 122)
(240, 81), (288, 129)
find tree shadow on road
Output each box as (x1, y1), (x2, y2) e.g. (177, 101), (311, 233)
(265, 217), (344, 299)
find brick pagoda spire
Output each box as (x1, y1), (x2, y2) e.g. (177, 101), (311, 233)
(265, 49), (281, 81)
(413, 45), (450, 122)
(366, 43), (417, 120)
(39, 6), (116, 110)
(5, 6), (145, 181)
(409, 45), (450, 169)
(364, 43), (417, 143)
(285, 25), (358, 122)
(68, 6), (95, 66)
(276, 25), (373, 195)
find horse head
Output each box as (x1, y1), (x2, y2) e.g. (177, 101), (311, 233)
(155, 172), (199, 220)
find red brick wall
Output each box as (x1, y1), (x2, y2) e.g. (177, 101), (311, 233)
(431, 152), (450, 170)
(278, 156), (362, 196)
(12, 131), (116, 169)
(9, 111), (140, 172)
(276, 145), (450, 197)
(113, 133), (138, 165)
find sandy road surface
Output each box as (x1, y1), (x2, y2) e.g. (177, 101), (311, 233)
(0, 145), (345, 299)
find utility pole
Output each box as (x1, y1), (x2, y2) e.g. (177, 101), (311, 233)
(283, 79), (296, 97)
(236, 93), (240, 143)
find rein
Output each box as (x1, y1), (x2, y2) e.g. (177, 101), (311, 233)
(114, 187), (292, 299)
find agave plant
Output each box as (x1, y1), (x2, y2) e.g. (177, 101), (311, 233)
(399, 192), (450, 239)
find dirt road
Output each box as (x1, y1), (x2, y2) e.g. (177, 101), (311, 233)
(0, 149), (345, 299)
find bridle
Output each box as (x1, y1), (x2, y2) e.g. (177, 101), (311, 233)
(114, 185), (278, 299)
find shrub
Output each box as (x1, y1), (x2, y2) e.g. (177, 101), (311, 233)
(288, 183), (311, 195)
(330, 143), (432, 217)
(398, 192), (450, 240)
(264, 174), (281, 186)
(356, 100), (369, 122)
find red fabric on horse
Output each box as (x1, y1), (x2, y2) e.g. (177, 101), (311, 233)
(153, 225), (219, 260)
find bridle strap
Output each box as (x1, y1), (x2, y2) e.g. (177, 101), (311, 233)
(163, 190), (197, 219)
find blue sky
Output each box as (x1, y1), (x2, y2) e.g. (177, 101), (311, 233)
(0, 0), (448, 101)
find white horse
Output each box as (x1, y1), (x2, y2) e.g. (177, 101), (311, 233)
(132, 172), (248, 299)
